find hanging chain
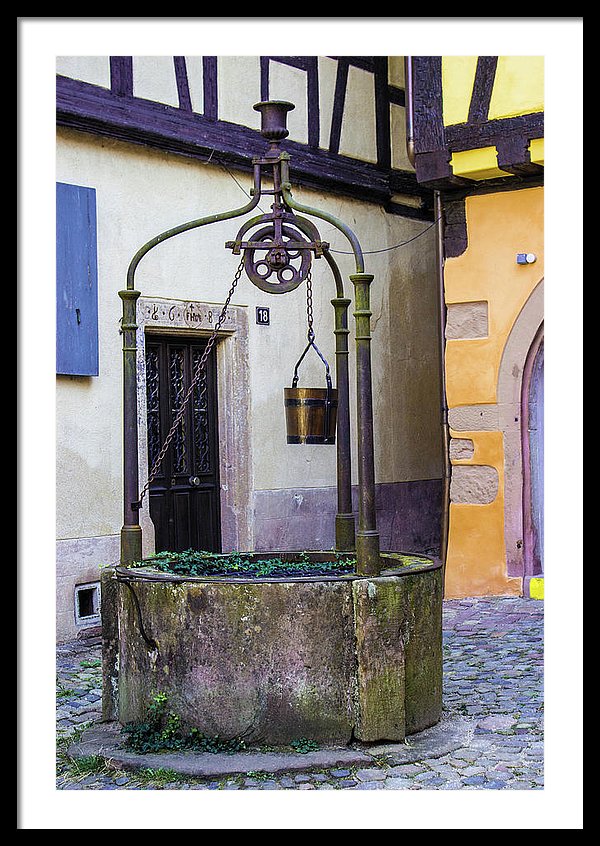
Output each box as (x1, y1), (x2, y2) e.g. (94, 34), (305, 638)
(133, 256), (245, 511)
(305, 269), (314, 342)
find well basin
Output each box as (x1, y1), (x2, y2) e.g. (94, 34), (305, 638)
(102, 552), (443, 746)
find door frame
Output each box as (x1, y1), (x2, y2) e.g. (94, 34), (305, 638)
(496, 278), (544, 582)
(135, 296), (252, 557)
(521, 325), (544, 581)
(144, 333), (222, 553)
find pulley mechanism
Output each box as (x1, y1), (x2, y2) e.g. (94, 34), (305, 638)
(225, 101), (329, 294)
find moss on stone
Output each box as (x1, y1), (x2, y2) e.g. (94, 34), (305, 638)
(110, 557), (442, 745)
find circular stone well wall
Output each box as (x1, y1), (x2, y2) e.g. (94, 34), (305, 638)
(102, 554), (443, 746)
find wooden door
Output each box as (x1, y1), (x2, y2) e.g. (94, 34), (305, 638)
(145, 335), (221, 553)
(527, 339), (544, 575)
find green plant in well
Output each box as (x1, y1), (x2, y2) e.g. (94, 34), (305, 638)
(121, 692), (247, 755)
(128, 548), (357, 580)
(290, 737), (320, 754)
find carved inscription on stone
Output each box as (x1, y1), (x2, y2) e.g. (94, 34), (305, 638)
(139, 299), (237, 331)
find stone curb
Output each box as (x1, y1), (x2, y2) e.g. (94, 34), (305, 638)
(67, 715), (474, 779)
(367, 714), (475, 763)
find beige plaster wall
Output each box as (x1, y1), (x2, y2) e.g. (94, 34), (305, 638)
(55, 128), (441, 638)
(56, 128), (442, 536)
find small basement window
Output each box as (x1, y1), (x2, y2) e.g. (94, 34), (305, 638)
(74, 582), (101, 625)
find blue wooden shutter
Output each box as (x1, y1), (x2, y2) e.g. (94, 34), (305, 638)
(56, 182), (99, 376)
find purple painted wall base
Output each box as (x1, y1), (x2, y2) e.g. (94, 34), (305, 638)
(252, 479), (442, 555)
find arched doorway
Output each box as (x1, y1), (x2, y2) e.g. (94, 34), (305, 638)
(522, 328), (544, 583)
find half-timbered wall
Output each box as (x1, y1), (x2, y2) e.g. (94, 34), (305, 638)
(411, 55), (544, 191)
(55, 55), (444, 641)
(408, 56), (545, 599)
(56, 55), (429, 217)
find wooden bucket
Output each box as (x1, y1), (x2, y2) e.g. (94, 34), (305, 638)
(284, 386), (338, 444)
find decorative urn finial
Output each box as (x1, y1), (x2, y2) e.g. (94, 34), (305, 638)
(253, 100), (295, 156)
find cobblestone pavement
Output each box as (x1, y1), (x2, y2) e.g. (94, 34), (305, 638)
(56, 595), (544, 791)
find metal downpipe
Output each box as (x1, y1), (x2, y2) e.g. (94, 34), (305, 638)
(435, 191), (451, 585)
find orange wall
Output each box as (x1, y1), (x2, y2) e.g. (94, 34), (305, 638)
(444, 187), (544, 598)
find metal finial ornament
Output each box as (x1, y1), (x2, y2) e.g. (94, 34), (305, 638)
(253, 100), (295, 155)
(225, 100), (329, 294)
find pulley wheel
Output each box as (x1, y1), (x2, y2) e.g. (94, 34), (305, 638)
(243, 225), (312, 293)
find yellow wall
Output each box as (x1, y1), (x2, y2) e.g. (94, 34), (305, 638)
(445, 188), (544, 407)
(446, 430), (520, 597)
(442, 56), (479, 125)
(443, 187), (544, 598)
(488, 56), (544, 120)
(441, 55), (544, 184)
(442, 55), (544, 127)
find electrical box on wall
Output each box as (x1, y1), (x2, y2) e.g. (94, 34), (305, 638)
(516, 252), (537, 265)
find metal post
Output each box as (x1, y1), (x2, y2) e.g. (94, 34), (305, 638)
(332, 296), (355, 551)
(351, 273), (381, 575)
(119, 288), (142, 566)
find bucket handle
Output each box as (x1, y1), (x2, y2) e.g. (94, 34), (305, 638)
(291, 331), (332, 391)
(290, 333), (334, 439)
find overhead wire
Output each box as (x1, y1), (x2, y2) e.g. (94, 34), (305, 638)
(209, 149), (440, 255)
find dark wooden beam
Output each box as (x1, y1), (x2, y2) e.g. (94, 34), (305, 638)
(260, 56), (270, 102)
(328, 56), (375, 72)
(388, 86), (405, 107)
(445, 112), (544, 151)
(374, 56), (391, 170)
(202, 57), (217, 121)
(109, 57), (133, 97)
(329, 58), (349, 155)
(173, 57), (192, 113)
(306, 56), (320, 148)
(468, 56), (498, 124)
(496, 135), (544, 177)
(412, 56), (445, 155)
(57, 75), (432, 214)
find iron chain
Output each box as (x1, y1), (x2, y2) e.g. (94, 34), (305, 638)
(134, 257), (245, 510)
(305, 269), (314, 342)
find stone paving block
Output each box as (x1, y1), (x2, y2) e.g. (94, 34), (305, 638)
(387, 763), (426, 776)
(383, 778), (414, 789)
(355, 768), (388, 781)
(463, 775), (486, 785)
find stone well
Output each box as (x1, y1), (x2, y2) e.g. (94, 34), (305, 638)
(102, 552), (443, 746)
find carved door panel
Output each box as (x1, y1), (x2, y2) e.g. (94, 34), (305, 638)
(145, 336), (221, 553)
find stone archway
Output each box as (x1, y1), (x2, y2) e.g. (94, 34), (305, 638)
(496, 279), (544, 582)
